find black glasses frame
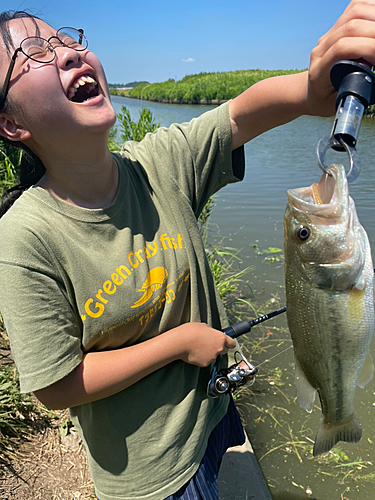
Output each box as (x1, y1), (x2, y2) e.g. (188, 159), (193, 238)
(0, 27), (87, 111)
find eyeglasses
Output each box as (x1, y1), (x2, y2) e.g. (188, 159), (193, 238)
(0, 27), (88, 110)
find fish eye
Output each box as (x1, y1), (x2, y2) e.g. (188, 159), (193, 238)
(295, 225), (311, 241)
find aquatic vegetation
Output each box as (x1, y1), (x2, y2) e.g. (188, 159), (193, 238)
(252, 244), (283, 263)
(198, 196), (254, 322)
(128, 69), (303, 104)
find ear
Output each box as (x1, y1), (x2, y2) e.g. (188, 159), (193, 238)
(0, 115), (32, 142)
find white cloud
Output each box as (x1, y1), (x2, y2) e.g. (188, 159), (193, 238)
(182, 58), (195, 63)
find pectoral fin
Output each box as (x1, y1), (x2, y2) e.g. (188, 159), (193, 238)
(358, 352), (374, 389)
(295, 357), (316, 413)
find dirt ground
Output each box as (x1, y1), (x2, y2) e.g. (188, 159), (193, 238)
(0, 408), (95, 500)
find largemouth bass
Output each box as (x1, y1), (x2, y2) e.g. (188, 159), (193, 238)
(284, 163), (374, 457)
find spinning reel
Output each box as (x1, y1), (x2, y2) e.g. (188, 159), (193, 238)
(207, 307), (286, 398)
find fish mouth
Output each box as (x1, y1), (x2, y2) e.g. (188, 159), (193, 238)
(67, 74), (99, 103)
(287, 164), (347, 219)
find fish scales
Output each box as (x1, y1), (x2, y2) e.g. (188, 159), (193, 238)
(284, 163), (374, 457)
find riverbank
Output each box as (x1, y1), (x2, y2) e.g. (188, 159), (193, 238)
(218, 433), (272, 500)
(114, 91), (228, 106)
(120, 69), (302, 105)
(110, 67), (375, 115)
(112, 91), (375, 116)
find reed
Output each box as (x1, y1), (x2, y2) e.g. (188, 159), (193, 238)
(127, 69), (303, 104)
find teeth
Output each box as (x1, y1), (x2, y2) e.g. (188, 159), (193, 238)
(67, 75), (98, 100)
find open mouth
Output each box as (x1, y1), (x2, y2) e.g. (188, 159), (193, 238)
(67, 75), (99, 103)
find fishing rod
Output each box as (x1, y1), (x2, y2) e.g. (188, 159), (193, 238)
(207, 306), (287, 398)
(223, 306), (286, 339)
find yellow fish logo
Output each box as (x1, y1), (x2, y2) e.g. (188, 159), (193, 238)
(131, 267), (168, 309)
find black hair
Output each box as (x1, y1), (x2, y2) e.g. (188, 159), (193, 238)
(0, 11), (46, 218)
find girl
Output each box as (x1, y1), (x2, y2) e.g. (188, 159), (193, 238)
(0, 2), (374, 499)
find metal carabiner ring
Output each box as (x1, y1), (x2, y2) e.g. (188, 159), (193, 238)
(316, 135), (361, 183)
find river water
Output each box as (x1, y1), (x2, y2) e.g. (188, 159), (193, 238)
(112, 95), (375, 500)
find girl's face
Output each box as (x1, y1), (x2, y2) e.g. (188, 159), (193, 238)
(0, 18), (116, 147)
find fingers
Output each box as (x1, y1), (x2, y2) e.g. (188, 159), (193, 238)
(224, 334), (236, 352)
(328, 19), (375, 47)
(317, 25), (375, 68)
(306, 0), (375, 116)
(320, 37), (375, 69)
(237, 360), (255, 383)
(323, 0), (375, 39)
(174, 322), (237, 367)
(316, 0), (375, 66)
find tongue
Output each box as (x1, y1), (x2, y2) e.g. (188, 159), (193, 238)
(315, 169), (336, 205)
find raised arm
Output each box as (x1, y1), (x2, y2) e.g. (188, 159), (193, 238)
(229, 0), (375, 150)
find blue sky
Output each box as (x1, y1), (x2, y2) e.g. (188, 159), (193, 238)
(3, 0), (351, 84)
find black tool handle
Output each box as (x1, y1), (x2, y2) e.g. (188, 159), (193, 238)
(331, 60), (375, 109)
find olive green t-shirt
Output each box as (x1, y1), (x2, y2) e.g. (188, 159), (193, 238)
(0, 102), (244, 500)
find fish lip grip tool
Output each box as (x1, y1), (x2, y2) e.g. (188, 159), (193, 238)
(317, 60), (375, 183)
(207, 307), (286, 398)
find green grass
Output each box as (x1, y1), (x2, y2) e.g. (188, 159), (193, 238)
(0, 141), (21, 197)
(0, 327), (42, 458)
(128, 69), (303, 104)
(0, 141), (43, 459)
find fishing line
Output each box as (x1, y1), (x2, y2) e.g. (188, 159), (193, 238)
(253, 344), (294, 369)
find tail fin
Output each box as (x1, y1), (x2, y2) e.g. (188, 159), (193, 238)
(313, 411), (362, 457)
